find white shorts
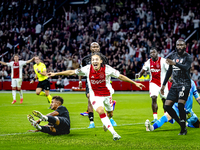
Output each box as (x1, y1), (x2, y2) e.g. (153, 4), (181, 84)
(11, 78), (22, 88)
(149, 82), (168, 99)
(90, 95), (113, 112)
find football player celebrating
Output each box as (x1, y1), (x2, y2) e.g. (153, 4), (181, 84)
(48, 52), (145, 140)
(0, 54), (35, 104)
(136, 47), (169, 123)
(79, 42), (117, 128)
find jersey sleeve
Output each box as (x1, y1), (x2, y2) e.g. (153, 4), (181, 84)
(106, 65), (120, 78)
(6, 62), (13, 67)
(41, 64), (47, 72)
(75, 65), (89, 76)
(19, 61), (27, 66)
(162, 58), (169, 71)
(55, 106), (66, 116)
(142, 59), (150, 71)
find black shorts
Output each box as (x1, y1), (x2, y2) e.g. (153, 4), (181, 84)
(54, 117), (70, 135)
(166, 86), (191, 102)
(85, 80), (89, 96)
(37, 79), (50, 91)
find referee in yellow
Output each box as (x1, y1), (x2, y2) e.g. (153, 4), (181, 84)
(30, 56), (52, 104)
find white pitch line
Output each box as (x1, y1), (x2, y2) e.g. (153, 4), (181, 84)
(0, 123), (144, 136)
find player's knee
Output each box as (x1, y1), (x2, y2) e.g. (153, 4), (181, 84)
(49, 126), (57, 133)
(87, 93), (90, 99)
(164, 105), (171, 111)
(151, 96), (157, 102)
(107, 111), (113, 118)
(12, 87), (17, 90)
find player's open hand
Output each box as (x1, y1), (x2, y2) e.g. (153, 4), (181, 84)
(160, 85), (165, 95)
(166, 59), (176, 65)
(135, 83), (145, 90)
(48, 72), (56, 77)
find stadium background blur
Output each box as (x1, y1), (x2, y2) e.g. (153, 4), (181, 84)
(0, 0), (200, 91)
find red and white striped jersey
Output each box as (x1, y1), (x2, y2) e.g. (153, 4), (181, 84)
(6, 61), (26, 79)
(142, 57), (169, 87)
(75, 64), (120, 97)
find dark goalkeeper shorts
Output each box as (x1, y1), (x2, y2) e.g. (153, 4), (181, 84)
(54, 117), (70, 135)
(37, 79), (51, 91)
(166, 86), (191, 102)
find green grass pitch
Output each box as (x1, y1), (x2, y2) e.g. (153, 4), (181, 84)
(1, 92), (200, 150)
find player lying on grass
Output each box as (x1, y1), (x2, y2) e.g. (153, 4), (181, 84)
(48, 52), (145, 140)
(145, 80), (200, 131)
(27, 96), (70, 135)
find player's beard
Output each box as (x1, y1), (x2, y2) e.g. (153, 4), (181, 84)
(177, 47), (186, 56)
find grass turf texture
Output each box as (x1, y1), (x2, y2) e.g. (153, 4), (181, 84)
(1, 92), (200, 150)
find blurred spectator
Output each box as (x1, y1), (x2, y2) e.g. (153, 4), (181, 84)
(192, 70), (200, 82)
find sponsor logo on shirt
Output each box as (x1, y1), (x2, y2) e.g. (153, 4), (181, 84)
(150, 69), (161, 72)
(13, 66), (19, 68)
(91, 79), (105, 84)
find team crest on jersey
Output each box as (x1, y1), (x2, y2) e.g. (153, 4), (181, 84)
(180, 59), (183, 63)
(100, 72), (105, 79)
(156, 64), (160, 68)
(176, 59), (179, 63)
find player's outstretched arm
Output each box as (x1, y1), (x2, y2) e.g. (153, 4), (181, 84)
(118, 74), (145, 90)
(0, 61), (7, 66)
(26, 57), (35, 64)
(48, 70), (76, 77)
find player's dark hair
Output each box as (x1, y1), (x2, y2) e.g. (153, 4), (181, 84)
(52, 96), (64, 105)
(91, 52), (106, 67)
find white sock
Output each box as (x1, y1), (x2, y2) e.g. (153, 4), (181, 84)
(100, 113), (116, 135)
(12, 90), (16, 100)
(90, 121), (94, 124)
(19, 90), (23, 99)
(153, 113), (157, 119)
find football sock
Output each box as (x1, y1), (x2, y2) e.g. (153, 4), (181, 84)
(153, 113), (157, 119)
(19, 90), (23, 99)
(47, 95), (52, 104)
(164, 105), (180, 125)
(39, 91), (46, 96)
(41, 126), (50, 133)
(178, 103), (186, 130)
(100, 113), (115, 135)
(153, 115), (168, 130)
(88, 112), (94, 123)
(12, 90), (16, 100)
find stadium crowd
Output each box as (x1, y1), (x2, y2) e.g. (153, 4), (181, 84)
(0, 0), (200, 90)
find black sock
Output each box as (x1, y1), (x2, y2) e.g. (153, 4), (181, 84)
(47, 116), (57, 124)
(41, 126), (51, 133)
(178, 103), (186, 130)
(164, 105), (180, 125)
(88, 112), (94, 122)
